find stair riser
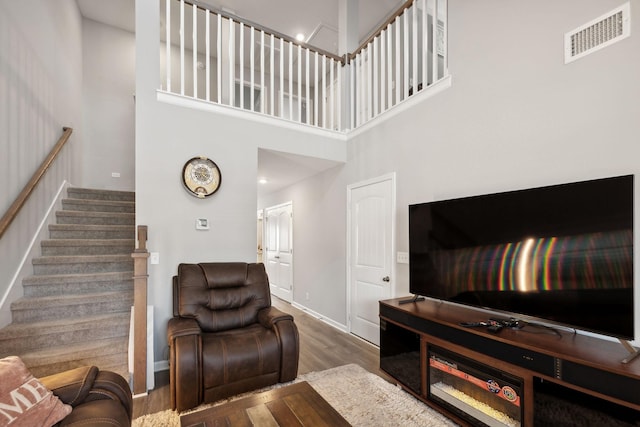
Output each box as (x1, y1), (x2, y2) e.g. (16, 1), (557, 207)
(49, 229), (134, 239)
(12, 300), (133, 323)
(33, 261), (133, 275)
(41, 245), (135, 256)
(62, 201), (135, 213)
(0, 324), (130, 354)
(23, 280), (133, 297)
(56, 214), (135, 226)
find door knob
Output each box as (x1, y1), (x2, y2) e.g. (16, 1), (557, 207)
(382, 276), (390, 282)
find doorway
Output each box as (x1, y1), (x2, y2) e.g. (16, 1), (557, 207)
(347, 174), (396, 345)
(264, 202), (294, 303)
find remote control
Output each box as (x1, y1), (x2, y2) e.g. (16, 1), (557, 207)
(459, 321), (488, 327)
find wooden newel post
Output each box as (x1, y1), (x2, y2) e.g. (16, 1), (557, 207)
(132, 225), (150, 395)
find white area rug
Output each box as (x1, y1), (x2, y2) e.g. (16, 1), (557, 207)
(133, 364), (459, 426)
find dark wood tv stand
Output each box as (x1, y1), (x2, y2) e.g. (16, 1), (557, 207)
(380, 297), (640, 426)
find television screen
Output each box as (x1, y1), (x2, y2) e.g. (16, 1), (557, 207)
(409, 175), (634, 340)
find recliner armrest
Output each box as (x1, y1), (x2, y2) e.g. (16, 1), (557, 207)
(258, 307), (294, 328)
(168, 317), (203, 411)
(168, 317), (202, 342)
(258, 307), (299, 383)
(40, 366), (99, 407)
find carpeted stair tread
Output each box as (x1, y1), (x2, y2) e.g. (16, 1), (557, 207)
(62, 198), (135, 213)
(41, 238), (135, 247)
(32, 254), (134, 275)
(19, 337), (129, 378)
(11, 291), (133, 310)
(33, 254), (134, 264)
(22, 271), (133, 296)
(10, 291), (133, 323)
(40, 239), (135, 256)
(56, 210), (135, 225)
(66, 187), (135, 202)
(48, 224), (135, 240)
(0, 313), (131, 354)
(0, 312), (131, 339)
(49, 224), (135, 233)
(23, 270), (134, 285)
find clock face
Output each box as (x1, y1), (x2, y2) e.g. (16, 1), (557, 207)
(182, 156), (221, 198)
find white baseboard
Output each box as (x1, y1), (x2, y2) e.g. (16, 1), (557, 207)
(0, 180), (69, 327)
(291, 301), (348, 333)
(155, 360), (169, 372)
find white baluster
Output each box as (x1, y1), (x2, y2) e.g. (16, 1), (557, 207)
(250, 26), (255, 112)
(403, 11), (409, 100)
(239, 22), (244, 109)
(217, 13), (221, 103)
(206, 9), (210, 101)
(165, 0), (171, 92)
(192, 3), (197, 98)
(180, 0), (185, 95)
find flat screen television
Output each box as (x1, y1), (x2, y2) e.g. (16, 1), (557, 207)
(409, 175), (634, 340)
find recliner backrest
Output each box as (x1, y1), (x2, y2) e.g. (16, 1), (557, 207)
(174, 262), (271, 332)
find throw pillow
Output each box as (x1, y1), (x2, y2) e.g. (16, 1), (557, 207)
(0, 356), (72, 427)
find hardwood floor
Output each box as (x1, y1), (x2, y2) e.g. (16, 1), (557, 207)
(132, 298), (387, 418)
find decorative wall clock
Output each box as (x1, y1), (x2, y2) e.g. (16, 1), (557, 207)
(181, 156), (221, 198)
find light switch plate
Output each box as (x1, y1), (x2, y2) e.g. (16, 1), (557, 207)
(150, 252), (160, 264)
(397, 251), (409, 264)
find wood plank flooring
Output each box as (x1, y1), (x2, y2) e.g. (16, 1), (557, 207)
(132, 298), (387, 418)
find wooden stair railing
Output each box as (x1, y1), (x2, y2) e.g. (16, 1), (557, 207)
(0, 127), (73, 240)
(132, 225), (149, 395)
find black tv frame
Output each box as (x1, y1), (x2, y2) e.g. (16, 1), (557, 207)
(408, 175), (636, 351)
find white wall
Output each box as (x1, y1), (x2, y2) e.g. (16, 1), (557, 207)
(82, 19), (136, 191)
(345, 0), (640, 340)
(258, 0), (640, 345)
(258, 164), (348, 325)
(138, 0), (640, 368)
(135, 0), (346, 365)
(0, 0), (83, 326)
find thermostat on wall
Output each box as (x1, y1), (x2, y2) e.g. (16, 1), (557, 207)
(195, 218), (209, 230)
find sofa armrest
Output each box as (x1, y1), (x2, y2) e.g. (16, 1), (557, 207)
(41, 367), (132, 427)
(257, 307), (294, 328)
(40, 366), (99, 407)
(88, 370), (133, 421)
(168, 317), (202, 341)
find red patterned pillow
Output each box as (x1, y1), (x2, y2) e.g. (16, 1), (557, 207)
(0, 356), (72, 427)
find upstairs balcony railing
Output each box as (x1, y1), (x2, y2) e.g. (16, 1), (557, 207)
(159, 0), (447, 132)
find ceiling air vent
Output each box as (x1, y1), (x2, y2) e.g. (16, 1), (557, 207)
(564, 2), (631, 64)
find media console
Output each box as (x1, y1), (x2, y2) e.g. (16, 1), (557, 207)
(380, 298), (640, 427)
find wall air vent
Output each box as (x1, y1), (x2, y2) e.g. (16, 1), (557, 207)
(564, 2), (630, 64)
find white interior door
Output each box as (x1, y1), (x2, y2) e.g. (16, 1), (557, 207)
(348, 174), (395, 345)
(264, 202), (293, 302)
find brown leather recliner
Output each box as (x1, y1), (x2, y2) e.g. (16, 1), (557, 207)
(41, 366), (132, 426)
(168, 262), (299, 412)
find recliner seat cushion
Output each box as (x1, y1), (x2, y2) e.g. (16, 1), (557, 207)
(202, 323), (280, 393)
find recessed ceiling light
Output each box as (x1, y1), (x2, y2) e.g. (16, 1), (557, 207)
(259, 178), (268, 184)
(295, 33), (305, 42)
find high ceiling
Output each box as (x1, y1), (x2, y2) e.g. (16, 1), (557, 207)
(76, 0), (403, 194)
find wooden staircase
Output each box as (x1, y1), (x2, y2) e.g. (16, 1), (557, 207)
(0, 187), (135, 379)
